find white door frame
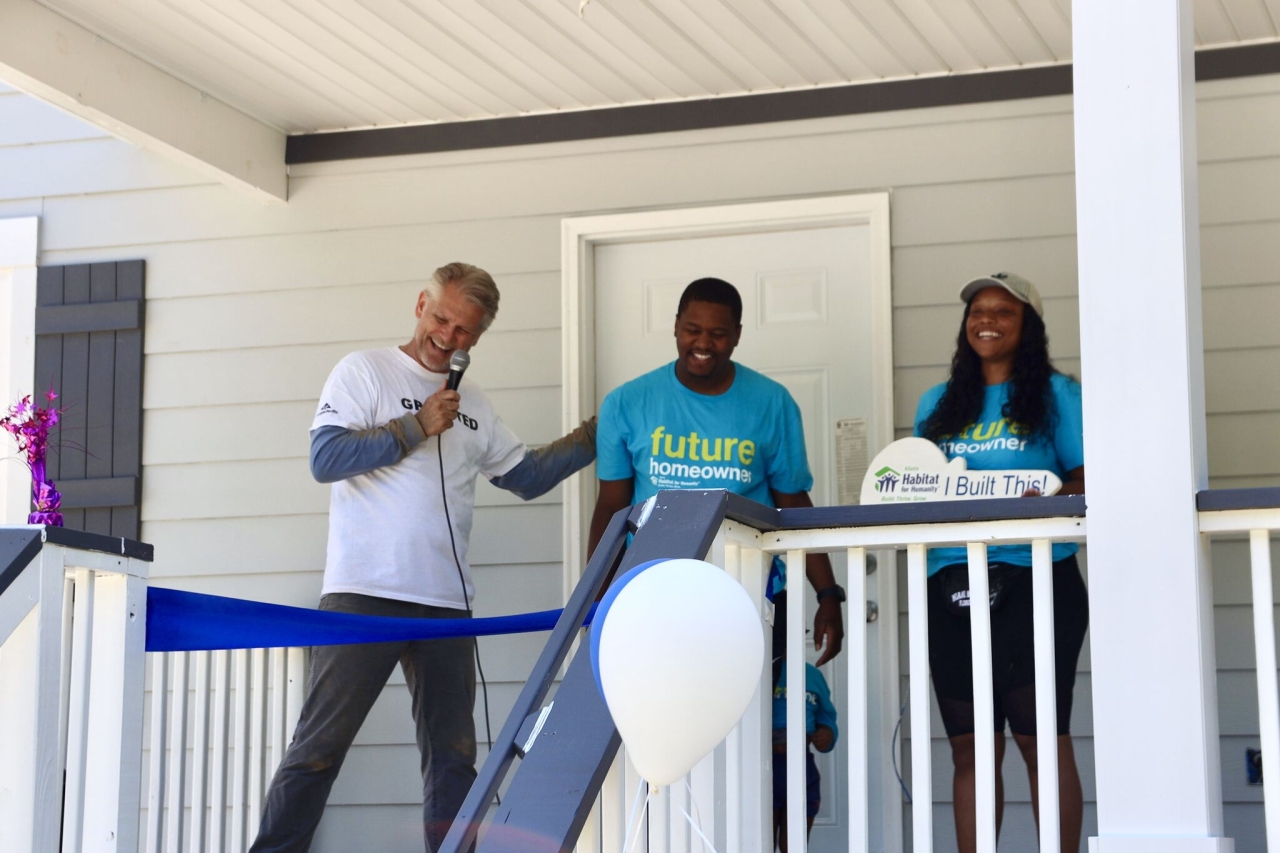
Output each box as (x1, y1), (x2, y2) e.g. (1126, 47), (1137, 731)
(560, 194), (897, 847)
(0, 217), (39, 524)
(561, 193), (894, 586)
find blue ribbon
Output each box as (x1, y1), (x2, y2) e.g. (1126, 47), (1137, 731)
(146, 587), (596, 652)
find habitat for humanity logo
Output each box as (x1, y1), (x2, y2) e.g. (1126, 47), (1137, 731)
(874, 466), (900, 493)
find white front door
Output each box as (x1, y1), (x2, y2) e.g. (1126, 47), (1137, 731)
(590, 218), (895, 851)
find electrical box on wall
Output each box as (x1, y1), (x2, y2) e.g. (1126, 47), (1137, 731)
(1247, 748), (1263, 785)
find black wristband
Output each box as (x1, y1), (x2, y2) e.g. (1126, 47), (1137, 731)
(816, 584), (846, 604)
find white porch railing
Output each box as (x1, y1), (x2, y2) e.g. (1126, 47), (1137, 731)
(1, 498), (1093, 853)
(142, 647), (306, 853)
(0, 528), (149, 853)
(577, 496), (1087, 853)
(0, 524), (313, 853)
(1198, 489), (1280, 852)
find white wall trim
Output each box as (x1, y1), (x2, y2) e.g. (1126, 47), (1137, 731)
(562, 197), (894, 846)
(0, 0), (286, 202)
(0, 217), (37, 268)
(562, 194), (894, 604)
(0, 217), (38, 525)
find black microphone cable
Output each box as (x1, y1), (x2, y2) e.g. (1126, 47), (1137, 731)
(436, 427), (499, 804)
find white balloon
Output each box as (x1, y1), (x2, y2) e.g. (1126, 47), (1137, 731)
(596, 558), (764, 787)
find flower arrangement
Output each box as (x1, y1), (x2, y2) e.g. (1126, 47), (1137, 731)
(1, 389), (63, 526)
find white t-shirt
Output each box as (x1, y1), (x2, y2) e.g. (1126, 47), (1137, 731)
(311, 347), (526, 609)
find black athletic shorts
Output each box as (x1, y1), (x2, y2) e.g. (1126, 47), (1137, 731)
(926, 555), (1089, 738)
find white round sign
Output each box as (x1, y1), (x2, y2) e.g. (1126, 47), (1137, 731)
(860, 437), (1062, 504)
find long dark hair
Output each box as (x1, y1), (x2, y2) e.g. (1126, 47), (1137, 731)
(919, 302), (1058, 443)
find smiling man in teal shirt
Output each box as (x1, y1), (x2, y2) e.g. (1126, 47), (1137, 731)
(587, 277), (845, 665)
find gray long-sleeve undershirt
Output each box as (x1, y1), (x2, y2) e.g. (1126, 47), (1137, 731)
(310, 415), (597, 500)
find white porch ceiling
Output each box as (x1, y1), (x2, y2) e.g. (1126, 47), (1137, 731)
(33, 0), (1280, 135)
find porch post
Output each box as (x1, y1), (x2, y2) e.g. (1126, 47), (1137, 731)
(1073, 1), (1231, 851)
(0, 217), (38, 524)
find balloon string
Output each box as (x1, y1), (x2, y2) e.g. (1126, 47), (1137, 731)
(679, 779), (719, 853)
(623, 781), (650, 853)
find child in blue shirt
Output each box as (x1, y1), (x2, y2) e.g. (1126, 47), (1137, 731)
(771, 603), (838, 851)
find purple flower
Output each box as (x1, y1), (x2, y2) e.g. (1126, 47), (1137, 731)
(2, 389), (65, 526)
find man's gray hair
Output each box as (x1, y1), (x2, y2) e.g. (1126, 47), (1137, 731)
(425, 262), (500, 332)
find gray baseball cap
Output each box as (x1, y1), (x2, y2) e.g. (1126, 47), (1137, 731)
(960, 272), (1043, 318)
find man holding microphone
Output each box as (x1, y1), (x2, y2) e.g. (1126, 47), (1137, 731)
(251, 263), (597, 853)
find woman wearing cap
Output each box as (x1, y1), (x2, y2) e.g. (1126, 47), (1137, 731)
(913, 273), (1087, 853)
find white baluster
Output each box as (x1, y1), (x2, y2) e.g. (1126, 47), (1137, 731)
(189, 651), (213, 853)
(209, 651), (231, 853)
(60, 569), (94, 853)
(145, 654), (169, 853)
(269, 649), (286, 775)
(650, 782), (670, 853)
(1251, 529), (1280, 851)
(1032, 538), (1060, 853)
(598, 751), (624, 852)
(847, 547), (869, 853)
(723, 542), (743, 853)
(164, 652), (190, 853)
(740, 545), (770, 853)
(906, 543), (932, 853)
(247, 648), (268, 829)
(285, 648), (306, 742)
(229, 649), (250, 853)
(966, 543), (996, 853)
(785, 549), (806, 853)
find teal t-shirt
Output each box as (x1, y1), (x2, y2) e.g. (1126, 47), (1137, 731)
(913, 373), (1084, 576)
(597, 362), (813, 595)
(771, 661), (839, 748)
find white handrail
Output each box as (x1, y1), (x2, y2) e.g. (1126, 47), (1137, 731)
(579, 511), (1087, 853)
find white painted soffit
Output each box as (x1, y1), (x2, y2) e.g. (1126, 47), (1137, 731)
(25, 0), (1280, 137)
(0, 0), (286, 202)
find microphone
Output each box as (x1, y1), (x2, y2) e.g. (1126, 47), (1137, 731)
(445, 350), (470, 391)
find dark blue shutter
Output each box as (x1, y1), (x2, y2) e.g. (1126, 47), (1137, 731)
(33, 261), (144, 538)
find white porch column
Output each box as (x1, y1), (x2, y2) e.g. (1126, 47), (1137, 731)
(0, 216), (38, 524)
(1074, 2), (1231, 851)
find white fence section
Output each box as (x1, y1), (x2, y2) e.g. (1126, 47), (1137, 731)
(576, 509), (1086, 853)
(1199, 500), (1280, 852)
(143, 647), (307, 853)
(0, 533), (148, 853)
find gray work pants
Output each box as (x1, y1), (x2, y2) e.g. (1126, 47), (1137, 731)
(249, 593), (477, 853)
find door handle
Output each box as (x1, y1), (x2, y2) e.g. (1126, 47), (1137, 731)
(866, 600), (879, 623)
